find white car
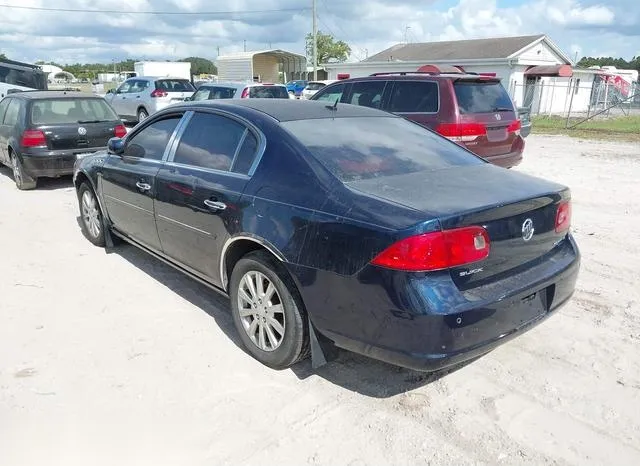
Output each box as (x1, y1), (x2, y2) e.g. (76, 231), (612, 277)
(187, 82), (293, 101)
(301, 80), (338, 100)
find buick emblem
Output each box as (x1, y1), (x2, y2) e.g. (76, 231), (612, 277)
(494, 113), (502, 121)
(522, 218), (534, 242)
(78, 126), (87, 136)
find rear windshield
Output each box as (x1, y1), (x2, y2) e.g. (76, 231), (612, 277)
(283, 117), (483, 182)
(454, 81), (514, 114)
(249, 86), (289, 99)
(305, 82), (326, 91)
(30, 98), (119, 125)
(155, 79), (195, 92)
(192, 86), (237, 100)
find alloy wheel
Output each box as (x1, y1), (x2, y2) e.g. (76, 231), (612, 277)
(237, 271), (286, 352)
(81, 190), (101, 239)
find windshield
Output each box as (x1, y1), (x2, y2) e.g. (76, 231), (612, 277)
(283, 116), (483, 182)
(155, 79), (195, 92)
(454, 81), (514, 113)
(305, 82), (326, 91)
(249, 86), (289, 99)
(31, 98), (120, 125)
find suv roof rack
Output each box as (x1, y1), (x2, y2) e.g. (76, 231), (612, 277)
(369, 70), (479, 77)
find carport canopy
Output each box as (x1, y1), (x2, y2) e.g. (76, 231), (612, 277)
(257, 50), (307, 81)
(524, 64), (573, 77)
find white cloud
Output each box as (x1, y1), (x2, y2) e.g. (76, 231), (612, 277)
(0, 0), (637, 64)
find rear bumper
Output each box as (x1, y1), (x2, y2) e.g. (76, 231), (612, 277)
(483, 149), (523, 168)
(292, 235), (580, 372)
(21, 149), (101, 177)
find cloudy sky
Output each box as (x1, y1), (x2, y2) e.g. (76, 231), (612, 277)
(0, 0), (637, 65)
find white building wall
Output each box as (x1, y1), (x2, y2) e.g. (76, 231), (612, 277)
(252, 54), (279, 83)
(217, 57), (253, 82)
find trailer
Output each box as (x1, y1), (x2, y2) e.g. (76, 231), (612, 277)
(216, 50), (306, 83)
(133, 61), (191, 80)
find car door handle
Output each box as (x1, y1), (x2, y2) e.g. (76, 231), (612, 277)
(204, 199), (226, 211)
(136, 181), (151, 191)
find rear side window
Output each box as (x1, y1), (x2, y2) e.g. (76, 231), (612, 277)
(174, 112), (246, 171)
(389, 81), (439, 113)
(156, 79), (195, 92)
(0, 99), (10, 123)
(124, 116), (181, 160)
(249, 86), (289, 99)
(30, 98), (119, 124)
(3, 99), (21, 125)
(454, 81), (514, 113)
(348, 81), (386, 109)
(283, 117), (482, 182)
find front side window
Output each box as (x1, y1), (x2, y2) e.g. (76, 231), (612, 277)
(124, 116), (181, 160)
(173, 112), (246, 171)
(348, 81), (386, 109)
(117, 82), (132, 94)
(313, 82), (347, 103)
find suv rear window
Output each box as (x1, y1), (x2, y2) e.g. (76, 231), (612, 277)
(155, 79), (195, 92)
(192, 86), (237, 100)
(389, 81), (439, 113)
(31, 98), (119, 125)
(454, 81), (514, 114)
(249, 86), (289, 99)
(283, 116), (482, 182)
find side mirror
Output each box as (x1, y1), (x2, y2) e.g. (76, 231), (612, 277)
(107, 137), (125, 155)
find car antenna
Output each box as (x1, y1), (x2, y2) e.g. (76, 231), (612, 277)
(325, 97), (339, 116)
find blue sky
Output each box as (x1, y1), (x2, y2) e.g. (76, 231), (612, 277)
(0, 0), (637, 64)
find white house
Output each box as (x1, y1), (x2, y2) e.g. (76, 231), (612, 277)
(323, 35), (626, 115)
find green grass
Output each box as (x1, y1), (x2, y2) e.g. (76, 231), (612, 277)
(532, 115), (640, 141)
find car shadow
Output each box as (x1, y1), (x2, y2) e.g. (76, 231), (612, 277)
(93, 231), (477, 398)
(0, 165), (73, 190)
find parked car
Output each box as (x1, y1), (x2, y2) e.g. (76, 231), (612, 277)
(300, 80), (337, 100)
(285, 80), (308, 97)
(310, 72), (525, 168)
(73, 99), (579, 371)
(0, 91), (126, 190)
(187, 82), (292, 101)
(104, 76), (195, 123)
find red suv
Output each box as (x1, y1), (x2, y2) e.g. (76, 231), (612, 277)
(309, 71), (525, 168)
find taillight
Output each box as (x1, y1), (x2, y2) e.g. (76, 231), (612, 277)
(371, 226), (490, 272)
(240, 87), (250, 98)
(150, 89), (168, 98)
(507, 119), (521, 136)
(114, 124), (127, 138)
(436, 122), (486, 142)
(21, 129), (47, 148)
(555, 200), (572, 233)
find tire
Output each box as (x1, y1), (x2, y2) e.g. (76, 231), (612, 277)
(229, 251), (310, 369)
(137, 108), (148, 122)
(77, 182), (106, 247)
(11, 153), (37, 190)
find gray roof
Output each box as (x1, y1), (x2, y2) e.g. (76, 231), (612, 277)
(364, 34), (546, 62)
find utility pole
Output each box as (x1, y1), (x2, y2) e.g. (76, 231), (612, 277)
(244, 40), (247, 52)
(404, 26), (411, 44)
(312, 0), (318, 80)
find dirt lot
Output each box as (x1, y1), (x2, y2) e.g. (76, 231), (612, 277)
(1, 135), (639, 466)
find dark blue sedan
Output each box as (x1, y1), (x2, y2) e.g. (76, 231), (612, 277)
(73, 99), (580, 371)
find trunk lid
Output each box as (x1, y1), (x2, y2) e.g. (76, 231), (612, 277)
(346, 164), (570, 287)
(39, 121), (119, 150)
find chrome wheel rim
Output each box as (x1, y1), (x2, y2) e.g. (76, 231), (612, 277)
(12, 157), (22, 185)
(237, 271), (285, 352)
(138, 111), (147, 121)
(81, 190), (101, 238)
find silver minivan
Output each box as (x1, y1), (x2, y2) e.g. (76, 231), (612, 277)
(105, 76), (195, 122)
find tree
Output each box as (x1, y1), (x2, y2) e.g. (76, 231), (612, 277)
(179, 57), (217, 76)
(305, 31), (351, 65)
(578, 56), (640, 72)
(0, 53), (6, 60)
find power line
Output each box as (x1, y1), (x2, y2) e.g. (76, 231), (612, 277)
(317, 0), (367, 61)
(0, 4), (310, 15)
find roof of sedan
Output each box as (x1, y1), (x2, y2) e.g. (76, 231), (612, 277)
(187, 99), (392, 122)
(10, 91), (101, 100)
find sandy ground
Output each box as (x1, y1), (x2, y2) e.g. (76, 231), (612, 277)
(1, 134), (639, 466)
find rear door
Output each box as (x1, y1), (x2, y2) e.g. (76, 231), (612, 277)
(30, 98), (122, 153)
(387, 80), (440, 129)
(101, 112), (184, 250)
(155, 110), (261, 286)
(128, 79), (150, 115)
(343, 80), (390, 110)
(452, 79), (520, 158)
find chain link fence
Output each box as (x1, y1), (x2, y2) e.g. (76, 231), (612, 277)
(509, 77), (640, 127)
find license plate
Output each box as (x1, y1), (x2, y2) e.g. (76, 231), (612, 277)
(75, 152), (92, 159)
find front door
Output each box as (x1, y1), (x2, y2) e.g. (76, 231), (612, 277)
(155, 110), (261, 286)
(101, 113), (183, 251)
(108, 81), (133, 120)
